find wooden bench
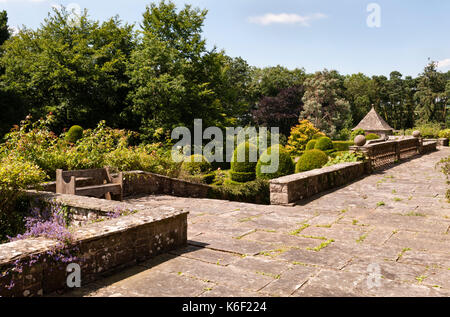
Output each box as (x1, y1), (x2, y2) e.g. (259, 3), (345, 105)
(56, 168), (123, 201)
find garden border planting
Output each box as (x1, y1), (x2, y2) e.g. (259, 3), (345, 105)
(0, 192), (188, 297)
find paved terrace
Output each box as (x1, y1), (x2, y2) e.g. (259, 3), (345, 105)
(65, 148), (450, 297)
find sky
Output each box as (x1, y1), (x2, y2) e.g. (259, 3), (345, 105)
(1, 0), (450, 77)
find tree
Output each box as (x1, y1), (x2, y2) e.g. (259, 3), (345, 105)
(0, 10), (9, 48)
(344, 73), (372, 126)
(414, 61), (448, 124)
(127, 0), (250, 141)
(0, 7), (135, 133)
(301, 70), (351, 137)
(252, 85), (304, 136)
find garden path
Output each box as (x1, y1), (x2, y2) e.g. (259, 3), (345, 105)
(64, 148), (450, 297)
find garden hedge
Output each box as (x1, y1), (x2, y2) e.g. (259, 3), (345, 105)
(295, 149), (328, 173)
(182, 154), (212, 175)
(230, 142), (258, 182)
(332, 141), (354, 152)
(256, 145), (295, 180)
(314, 137), (334, 151)
(65, 125), (83, 143)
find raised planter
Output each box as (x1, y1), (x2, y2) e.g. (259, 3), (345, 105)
(0, 192), (188, 297)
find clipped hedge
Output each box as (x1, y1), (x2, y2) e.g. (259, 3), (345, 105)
(65, 125), (83, 143)
(295, 149), (328, 173)
(332, 141), (354, 152)
(314, 137), (333, 151)
(256, 145), (295, 180)
(182, 154), (212, 175)
(208, 179), (270, 205)
(366, 133), (380, 140)
(231, 142), (258, 182)
(306, 140), (317, 150)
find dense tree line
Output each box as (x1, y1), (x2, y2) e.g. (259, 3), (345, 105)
(0, 1), (449, 142)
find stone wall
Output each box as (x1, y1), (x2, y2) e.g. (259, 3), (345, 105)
(0, 192), (188, 297)
(122, 171), (211, 198)
(39, 171), (212, 199)
(270, 162), (370, 205)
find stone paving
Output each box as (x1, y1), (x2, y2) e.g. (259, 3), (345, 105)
(65, 148), (450, 297)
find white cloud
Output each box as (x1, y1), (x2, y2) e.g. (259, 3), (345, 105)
(248, 13), (327, 26)
(437, 58), (450, 70)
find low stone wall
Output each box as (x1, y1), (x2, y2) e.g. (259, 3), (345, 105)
(122, 171), (210, 198)
(0, 192), (188, 297)
(270, 161), (370, 205)
(38, 171), (211, 200)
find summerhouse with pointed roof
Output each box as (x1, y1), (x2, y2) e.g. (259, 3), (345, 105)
(352, 107), (394, 137)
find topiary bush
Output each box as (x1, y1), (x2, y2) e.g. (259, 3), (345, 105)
(314, 137), (333, 151)
(332, 141), (354, 152)
(181, 154), (212, 175)
(230, 142), (258, 183)
(312, 133), (326, 140)
(256, 145), (295, 180)
(306, 140), (317, 150)
(65, 125), (83, 143)
(295, 150), (328, 173)
(366, 133), (380, 140)
(231, 142), (258, 172)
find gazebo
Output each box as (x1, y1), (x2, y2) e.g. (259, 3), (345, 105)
(352, 107), (394, 138)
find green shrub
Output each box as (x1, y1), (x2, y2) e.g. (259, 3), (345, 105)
(314, 137), (333, 151)
(208, 179), (270, 205)
(332, 141), (354, 152)
(406, 122), (442, 138)
(202, 173), (216, 184)
(286, 120), (323, 156)
(0, 156), (47, 242)
(230, 142), (258, 182)
(306, 140), (317, 150)
(366, 133), (380, 140)
(350, 129), (365, 141)
(295, 150), (328, 173)
(438, 129), (450, 139)
(325, 151), (366, 167)
(182, 154), (212, 175)
(65, 125), (83, 143)
(230, 171), (256, 183)
(256, 145), (295, 180)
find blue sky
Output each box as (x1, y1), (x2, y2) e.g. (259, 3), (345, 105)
(1, 0), (450, 77)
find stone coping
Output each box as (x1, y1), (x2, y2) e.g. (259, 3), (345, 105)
(0, 191), (188, 297)
(1, 191), (188, 265)
(269, 162), (364, 185)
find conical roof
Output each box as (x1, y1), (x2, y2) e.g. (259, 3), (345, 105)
(352, 107), (393, 131)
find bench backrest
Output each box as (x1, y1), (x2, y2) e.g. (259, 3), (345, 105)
(57, 168), (113, 185)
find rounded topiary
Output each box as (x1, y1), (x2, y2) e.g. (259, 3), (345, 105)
(182, 154), (212, 175)
(305, 139), (317, 151)
(231, 142), (258, 182)
(65, 125), (83, 143)
(366, 133), (380, 140)
(314, 137), (333, 151)
(256, 145), (295, 180)
(295, 149), (328, 173)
